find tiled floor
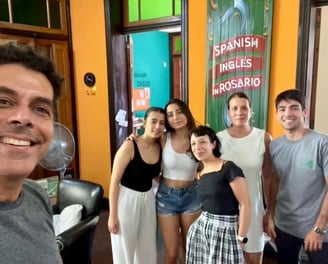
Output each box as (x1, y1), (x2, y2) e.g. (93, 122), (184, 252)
(91, 208), (279, 264)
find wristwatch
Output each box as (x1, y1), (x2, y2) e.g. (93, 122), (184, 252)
(314, 226), (326, 235)
(237, 235), (248, 244)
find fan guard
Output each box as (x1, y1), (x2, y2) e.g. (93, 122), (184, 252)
(39, 122), (75, 178)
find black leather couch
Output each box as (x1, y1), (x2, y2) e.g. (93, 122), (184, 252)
(53, 178), (104, 264)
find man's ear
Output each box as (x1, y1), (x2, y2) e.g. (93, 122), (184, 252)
(303, 108), (308, 116)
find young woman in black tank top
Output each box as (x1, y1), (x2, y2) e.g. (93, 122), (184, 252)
(108, 107), (165, 264)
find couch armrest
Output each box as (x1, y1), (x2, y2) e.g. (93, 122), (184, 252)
(52, 204), (60, 215)
(56, 216), (99, 251)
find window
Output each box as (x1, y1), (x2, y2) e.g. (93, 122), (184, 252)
(0, 0), (66, 32)
(124, 0), (181, 28)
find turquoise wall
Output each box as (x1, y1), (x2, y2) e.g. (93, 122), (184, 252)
(132, 31), (171, 118)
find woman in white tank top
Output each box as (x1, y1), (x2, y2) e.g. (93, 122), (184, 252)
(216, 92), (273, 264)
(156, 99), (202, 264)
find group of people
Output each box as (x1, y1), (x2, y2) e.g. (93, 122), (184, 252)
(0, 42), (327, 264)
(108, 98), (202, 263)
(108, 89), (328, 264)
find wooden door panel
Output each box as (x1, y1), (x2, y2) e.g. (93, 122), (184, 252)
(0, 34), (76, 179)
(172, 56), (182, 99)
(35, 39), (76, 179)
(36, 40), (74, 133)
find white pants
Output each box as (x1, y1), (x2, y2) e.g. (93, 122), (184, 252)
(110, 185), (157, 264)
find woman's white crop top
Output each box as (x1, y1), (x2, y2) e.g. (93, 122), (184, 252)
(162, 133), (198, 181)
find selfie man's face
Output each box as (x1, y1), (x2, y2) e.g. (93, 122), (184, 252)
(0, 64), (54, 178)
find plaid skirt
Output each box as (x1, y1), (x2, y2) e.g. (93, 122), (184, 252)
(186, 211), (243, 264)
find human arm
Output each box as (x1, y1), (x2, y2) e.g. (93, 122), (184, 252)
(151, 133), (167, 183)
(265, 169), (279, 239)
(262, 132), (273, 209)
(128, 130), (166, 145)
(107, 141), (133, 234)
(230, 177), (251, 238)
(303, 176), (328, 251)
(153, 166), (163, 183)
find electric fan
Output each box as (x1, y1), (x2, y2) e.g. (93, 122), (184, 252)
(39, 122), (75, 178)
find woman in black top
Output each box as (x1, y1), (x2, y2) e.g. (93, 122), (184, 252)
(186, 125), (251, 264)
(108, 107), (165, 264)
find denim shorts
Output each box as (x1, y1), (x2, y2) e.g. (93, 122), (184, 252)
(156, 180), (202, 216)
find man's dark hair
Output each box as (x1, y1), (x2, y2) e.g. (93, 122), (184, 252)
(275, 89), (306, 110)
(0, 43), (63, 103)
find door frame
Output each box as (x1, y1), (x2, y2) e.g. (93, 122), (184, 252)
(104, 0), (188, 159)
(296, 0), (328, 128)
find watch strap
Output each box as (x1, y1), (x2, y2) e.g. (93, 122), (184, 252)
(237, 235), (248, 243)
(314, 226), (326, 235)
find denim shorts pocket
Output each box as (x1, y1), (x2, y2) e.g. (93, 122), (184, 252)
(187, 181), (198, 195)
(156, 186), (170, 200)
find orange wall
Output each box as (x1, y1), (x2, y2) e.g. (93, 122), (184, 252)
(70, 0), (300, 194)
(70, 0), (111, 196)
(188, 0), (207, 126)
(188, 0), (300, 138)
(267, 0), (299, 137)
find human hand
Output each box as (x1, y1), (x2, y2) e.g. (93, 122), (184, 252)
(263, 214), (276, 240)
(126, 133), (137, 141)
(304, 229), (324, 251)
(108, 215), (120, 234)
(238, 241), (246, 251)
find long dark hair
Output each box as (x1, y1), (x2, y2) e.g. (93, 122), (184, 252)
(164, 98), (196, 132)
